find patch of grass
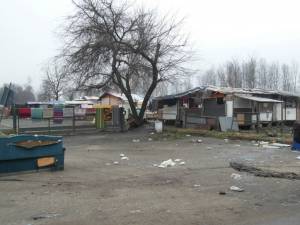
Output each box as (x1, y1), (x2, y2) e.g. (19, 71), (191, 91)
(163, 127), (292, 144)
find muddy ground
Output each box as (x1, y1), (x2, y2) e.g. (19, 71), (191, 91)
(1, 128), (300, 225)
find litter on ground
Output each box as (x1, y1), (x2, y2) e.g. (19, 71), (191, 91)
(121, 156), (129, 160)
(157, 159), (176, 168)
(262, 145), (280, 149)
(113, 161), (119, 165)
(120, 153), (125, 157)
(179, 161), (186, 165)
(231, 173), (242, 180)
(296, 156), (300, 160)
(32, 213), (62, 220)
(230, 186), (244, 192)
(174, 159), (182, 162)
(259, 141), (269, 145)
(270, 143), (290, 148)
(132, 139), (140, 143)
(224, 139), (229, 143)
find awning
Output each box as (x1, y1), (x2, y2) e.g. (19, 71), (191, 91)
(235, 94), (283, 103)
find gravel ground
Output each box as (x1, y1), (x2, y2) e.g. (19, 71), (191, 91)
(1, 128), (300, 225)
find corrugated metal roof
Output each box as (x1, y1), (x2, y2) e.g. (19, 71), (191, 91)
(234, 94), (283, 103)
(154, 85), (300, 101)
(206, 85), (300, 97)
(154, 87), (205, 101)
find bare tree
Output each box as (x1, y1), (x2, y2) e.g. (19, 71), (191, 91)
(257, 59), (268, 89)
(267, 62), (280, 90)
(38, 61), (69, 101)
(242, 57), (256, 88)
(216, 66), (227, 87)
(60, 0), (191, 125)
(0, 83), (36, 104)
(226, 59), (242, 88)
(200, 67), (217, 86)
(281, 64), (292, 92)
(290, 61), (299, 92)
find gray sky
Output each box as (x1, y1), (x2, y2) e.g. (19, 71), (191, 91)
(1, 0), (300, 91)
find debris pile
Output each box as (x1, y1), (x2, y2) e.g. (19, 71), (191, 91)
(230, 173), (242, 180)
(230, 161), (300, 180)
(252, 141), (290, 149)
(230, 186), (244, 192)
(154, 158), (186, 168)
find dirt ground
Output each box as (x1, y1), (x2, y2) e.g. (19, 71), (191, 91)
(2, 128), (300, 225)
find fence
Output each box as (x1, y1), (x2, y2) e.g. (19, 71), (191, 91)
(0, 105), (125, 134)
(181, 108), (218, 129)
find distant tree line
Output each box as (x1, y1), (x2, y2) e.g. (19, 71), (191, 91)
(0, 83), (35, 105)
(199, 57), (299, 92)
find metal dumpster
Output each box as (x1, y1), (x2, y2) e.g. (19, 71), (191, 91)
(0, 135), (65, 173)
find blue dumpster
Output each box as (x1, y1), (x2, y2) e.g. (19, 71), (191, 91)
(0, 135), (65, 173)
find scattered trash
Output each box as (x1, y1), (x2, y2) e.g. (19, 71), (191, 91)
(186, 134), (191, 137)
(224, 139), (229, 143)
(158, 159), (176, 168)
(219, 191), (226, 195)
(148, 138), (153, 141)
(262, 145), (280, 149)
(150, 132), (155, 135)
(230, 186), (244, 192)
(231, 173), (242, 180)
(193, 184), (201, 187)
(206, 147), (213, 150)
(113, 161), (119, 165)
(197, 139), (203, 143)
(179, 161), (186, 165)
(153, 164), (158, 167)
(174, 159), (182, 162)
(32, 213), (62, 220)
(132, 139), (140, 143)
(296, 156), (300, 160)
(105, 163), (111, 166)
(270, 143), (290, 148)
(234, 144), (241, 147)
(121, 156), (129, 160)
(120, 153), (125, 157)
(259, 141), (269, 145)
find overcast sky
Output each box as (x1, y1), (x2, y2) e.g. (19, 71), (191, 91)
(1, 0), (300, 91)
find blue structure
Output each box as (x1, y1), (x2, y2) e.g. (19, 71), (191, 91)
(292, 142), (300, 151)
(0, 135), (65, 173)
